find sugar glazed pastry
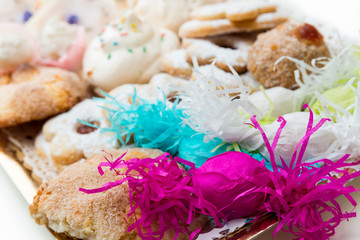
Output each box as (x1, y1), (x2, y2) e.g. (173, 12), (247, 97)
(0, 65), (86, 127)
(0, 23), (37, 75)
(83, 11), (180, 92)
(0, 22), (87, 127)
(35, 99), (118, 170)
(30, 148), (206, 240)
(247, 22), (331, 89)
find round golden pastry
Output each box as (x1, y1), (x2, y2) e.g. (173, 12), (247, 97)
(30, 148), (206, 240)
(0, 65), (87, 127)
(247, 22), (330, 89)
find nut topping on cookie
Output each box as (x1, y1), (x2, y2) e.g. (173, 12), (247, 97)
(76, 121), (99, 134)
(296, 23), (324, 45)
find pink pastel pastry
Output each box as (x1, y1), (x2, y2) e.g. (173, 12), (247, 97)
(82, 11), (180, 91)
(32, 18), (86, 71)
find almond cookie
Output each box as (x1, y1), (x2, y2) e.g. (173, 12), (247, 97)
(35, 99), (119, 170)
(161, 49), (193, 79)
(183, 33), (255, 74)
(30, 148), (206, 240)
(179, 12), (288, 38)
(0, 65), (87, 127)
(190, 0), (276, 22)
(247, 22), (331, 89)
(83, 11), (180, 92)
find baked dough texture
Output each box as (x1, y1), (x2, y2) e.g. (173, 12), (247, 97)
(0, 65), (87, 127)
(30, 148), (205, 240)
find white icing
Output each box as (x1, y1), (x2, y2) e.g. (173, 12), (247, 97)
(26, 0), (118, 42)
(41, 99), (119, 161)
(163, 49), (191, 69)
(133, 0), (191, 32)
(184, 38), (250, 67)
(179, 11), (287, 37)
(0, 0), (37, 23)
(190, 0), (275, 20)
(108, 73), (188, 104)
(83, 11), (179, 91)
(0, 24), (35, 70)
(38, 18), (78, 61)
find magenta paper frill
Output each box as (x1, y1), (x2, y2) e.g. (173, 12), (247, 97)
(80, 104), (360, 240)
(192, 151), (272, 220)
(248, 104), (360, 239)
(80, 152), (221, 240)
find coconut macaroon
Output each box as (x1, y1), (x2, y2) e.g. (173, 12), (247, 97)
(30, 148), (206, 240)
(247, 22), (330, 89)
(82, 11), (180, 92)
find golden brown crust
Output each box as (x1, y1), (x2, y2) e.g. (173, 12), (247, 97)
(247, 22), (330, 89)
(0, 65), (87, 127)
(30, 148), (206, 240)
(179, 13), (288, 39)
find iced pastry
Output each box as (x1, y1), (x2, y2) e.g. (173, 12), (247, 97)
(0, 0), (39, 23)
(133, 0), (191, 32)
(0, 23), (37, 75)
(83, 11), (180, 91)
(35, 99), (118, 170)
(34, 17), (86, 70)
(26, 0), (119, 42)
(0, 65), (87, 127)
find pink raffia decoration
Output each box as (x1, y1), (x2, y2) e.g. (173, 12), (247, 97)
(80, 152), (221, 240)
(248, 104), (360, 240)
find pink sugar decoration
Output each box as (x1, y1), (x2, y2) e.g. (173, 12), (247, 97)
(248, 104), (360, 240)
(120, 32), (129, 36)
(80, 152), (221, 240)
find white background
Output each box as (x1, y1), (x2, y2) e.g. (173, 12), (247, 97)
(0, 0), (360, 239)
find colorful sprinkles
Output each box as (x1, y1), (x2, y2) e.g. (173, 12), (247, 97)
(22, 10), (32, 22)
(66, 14), (79, 25)
(160, 33), (165, 41)
(131, 23), (137, 32)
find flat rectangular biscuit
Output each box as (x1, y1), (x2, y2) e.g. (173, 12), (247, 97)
(190, 0), (277, 22)
(179, 12), (288, 38)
